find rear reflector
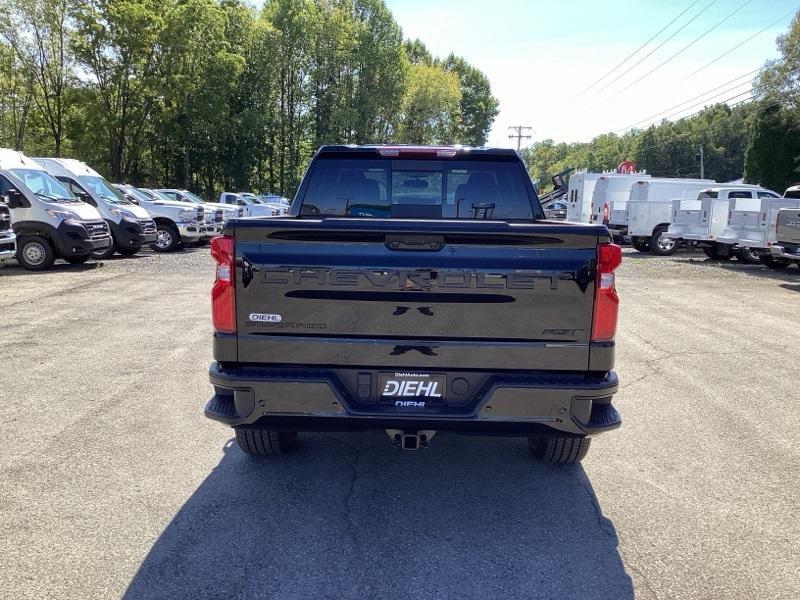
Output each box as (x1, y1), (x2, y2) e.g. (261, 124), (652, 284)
(591, 243), (622, 342)
(211, 235), (235, 333)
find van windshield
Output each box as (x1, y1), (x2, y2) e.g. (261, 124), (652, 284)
(182, 191), (207, 205)
(9, 168), (78, 203)
(79, 175), (132, 205)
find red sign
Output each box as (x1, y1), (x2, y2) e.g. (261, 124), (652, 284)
(617, 160), (637, 174)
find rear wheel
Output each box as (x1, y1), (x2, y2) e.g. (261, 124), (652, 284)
(649, 226), (677, 256)
(632, 238), (650, 252)
(235, 428), (298, 456)
(528, 436), (591, 464)
(735, 247), (761, 264)
(759, 254), (790, 270)
(17, 236), (56, 271)
(151, 223), (180, 252)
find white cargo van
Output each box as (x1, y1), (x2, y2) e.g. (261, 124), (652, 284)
(34, 158), (155, 259)
(591, 174), (656, 229)
(627, 179), (715, 254)
(715, 189), (799, 267)
(667, 186), (771, 262)
(0, 149), (111, 270)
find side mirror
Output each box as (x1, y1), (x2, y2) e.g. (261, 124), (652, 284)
(125, 194), (139, 205)
(4, 188), (24, 209)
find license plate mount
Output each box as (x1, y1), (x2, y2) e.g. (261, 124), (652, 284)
(378, 372), (446, 404)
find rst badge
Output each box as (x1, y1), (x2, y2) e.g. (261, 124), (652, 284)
(379, 372), (445, 405)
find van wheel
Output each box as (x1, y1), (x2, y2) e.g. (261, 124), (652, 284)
(235, 428), (298, 456)
(649, 226), (677, 255)
(64, 254), (91, 264)
(151, 223), (179, 252)
(528, 436), (591, 464)
(632, 238), (650, 252)
(736, 247), (761, 264)
(17, 236), (56, 271)
(759, 254), (790, 269)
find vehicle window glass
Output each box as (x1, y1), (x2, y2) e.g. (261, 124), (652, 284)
(728, 191), (753, 199)
(757, 191), (780, 199)
(78, 175), (131, 204)
(785, 189), (800, 199)
(300, 158), (533, 220)
(697, 191), (717, 199)
(9, 169), (77, 203)
(123, 187), (151, 203)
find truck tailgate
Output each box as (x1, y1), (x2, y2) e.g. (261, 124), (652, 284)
(230, 218), (604, 371)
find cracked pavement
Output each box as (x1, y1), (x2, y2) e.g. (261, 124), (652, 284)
(1, 247), (799, 599)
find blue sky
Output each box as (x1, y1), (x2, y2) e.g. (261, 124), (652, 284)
(385, 0), (798, 146)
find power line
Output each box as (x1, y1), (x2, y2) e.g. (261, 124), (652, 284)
(597, 0), (753, 105)
(583, 0), (721, 102)
(614, 68), (759, 132)
(675, 6), (800, 85)
(570, 0), (702, 102)
(508, 125), (533, 151)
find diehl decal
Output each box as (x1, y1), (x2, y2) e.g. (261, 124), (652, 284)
(382, 379), (442, 398)
(262, 268), (575, 290)
(249, 313), (282, 322)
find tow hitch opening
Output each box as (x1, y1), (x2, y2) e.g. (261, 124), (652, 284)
(386, 429), (437, 450)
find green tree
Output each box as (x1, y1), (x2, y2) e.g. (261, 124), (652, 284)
(398, 62), (461, 144)
(443, 54), (498, 146)
(744, 102), (800, 191)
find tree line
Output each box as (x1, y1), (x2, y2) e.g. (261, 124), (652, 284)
(0, 0), (498, 198)
(526, 12), (800, 195)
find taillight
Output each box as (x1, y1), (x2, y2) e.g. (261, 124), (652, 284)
(602, 202), (609, 224)
(591, 243), (622, 342)
(211, 235), (235, 333)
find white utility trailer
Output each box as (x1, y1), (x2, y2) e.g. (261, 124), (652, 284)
(667, 186), (772, 262)
(565, 170), (649, 224)
(716, 191), (800, 267)
(626, 179), (715, 254)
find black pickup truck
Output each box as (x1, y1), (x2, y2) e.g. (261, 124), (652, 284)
(205, 145), (622, 463)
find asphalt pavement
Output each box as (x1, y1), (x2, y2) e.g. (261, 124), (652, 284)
(0, 246), (798, 600)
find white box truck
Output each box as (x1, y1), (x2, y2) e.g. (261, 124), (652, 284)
(0, 149), (112, 270)
(627, 179), (715, 254)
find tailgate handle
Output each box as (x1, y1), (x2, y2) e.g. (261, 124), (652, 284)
(385, 234), (444, 251)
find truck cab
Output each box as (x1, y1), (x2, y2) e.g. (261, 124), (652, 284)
(124, 187), (203, 252)
(240, 192), (288, 216)
(0, 149), (111, 270)
(34, 158), (155, 259)
(218, 191), (278, 217)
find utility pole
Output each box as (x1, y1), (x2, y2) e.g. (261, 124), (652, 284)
(696, 144), (705, 179)
(508, 125), (533, 151)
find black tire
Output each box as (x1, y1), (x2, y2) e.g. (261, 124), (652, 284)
(649, 226), (678, 256)
(16, 236), (56, 271)
(632, 238), (650, 252)
(528, 436), (591, 464)
(64, 254), (91, 264)
(235, 428), (298, 456)
(118, 246), (142, 256)
(151, 223), (180, 252)
(759, 254), (790, 270)
(735, 247), (761, 264)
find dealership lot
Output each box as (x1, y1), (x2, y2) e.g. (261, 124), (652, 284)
(0, 248), (798, 600)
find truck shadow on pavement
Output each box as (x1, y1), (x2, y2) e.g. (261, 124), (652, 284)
(124, 433), (633, 600)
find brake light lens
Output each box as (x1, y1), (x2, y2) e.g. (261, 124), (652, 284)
(591, 243), (622, 342)
(211, 235), (235, 333)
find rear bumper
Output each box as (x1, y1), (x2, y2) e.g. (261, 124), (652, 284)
(770, 244), (800, 262)
(205, 362), (621, 437)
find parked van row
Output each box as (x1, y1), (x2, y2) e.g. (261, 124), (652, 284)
(0, 148), (278, 271)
